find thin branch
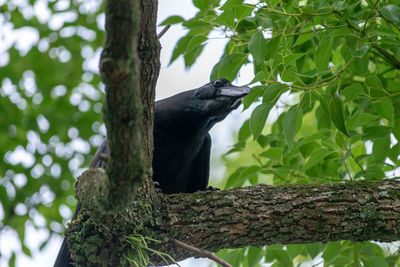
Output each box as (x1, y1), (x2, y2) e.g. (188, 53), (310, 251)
(284, 25), (348, 37)
(172, 239), (233, 267)
(157, 24), (171, 39)
(261, 7), (335, 17)
(311, 17), (320, 41)
(372, 45), (400, 70)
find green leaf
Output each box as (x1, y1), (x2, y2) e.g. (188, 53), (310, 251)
(257, 14), (274, 28)
(9, 252), (16, 267)
(284, 53), (306, 66)
(342, 83), (364, 101)
(393, 126), (400, 142)
(210, 53), (247, 81)
(220, 0), (243, 9)
(243, 85), (264, 110)
(329, 92), (349, 136)
(184, 44), (205, 67)
(159, 16), (185, 26)
(330, 28), (353, 37)
(22, 244), (32, 257)
(360, 241), (385, 257)
(363, 256), (389, 267)
(281, 65), (298, 82)
(266, 246), (292, 265)
(306, 243), (324, 259)
(283, 106), (301, 148)
(351, 45), (369, 57)
(319, 94), (331, 115)
(238, 120), (251, 142)
(388, 143), (400, 163)
(248, 30), (266, 65)
(263, 83), (283, 103)
(185, 35), (208, 53)
(286, 244), (305, 260)
(372, 136), (391, 162)
(365, 166), (385, 180)
(215, 9), (235, 28)
(249, 71), (265, 84)
(366, 75), (384, 92)
(247, 247), (263, 267)
(374, 98), (394, 126)
(294, 32), (314, 46)
(225, 166), (260, 188)
(235, 5), (254, 21)
(250, 103), (272, 139)
(183, 35), (208, 67)
(382, 5), (400, 26)
(316, 105), (331, 129)
(265, 35), (282, 60)
(364, 126), (392, 139)
(315, 36), (333, 71)
(322, 242), (342, 262)
(170, 35), (192, 64)
(304, 148), (332, 170)
(193, 0), (209, 10)
(260, 147), (282, 160)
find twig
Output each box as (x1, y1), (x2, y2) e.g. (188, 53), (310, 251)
(99, 153), (109, 161)
(372, 45), (400, 70)
(157, 24), (171, 39)
(311, 17), (320, 41)
(261, 7), (336, 17)
(172, 239), (232, 267)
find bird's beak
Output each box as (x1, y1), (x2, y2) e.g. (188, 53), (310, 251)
(218, 85), (251, 98)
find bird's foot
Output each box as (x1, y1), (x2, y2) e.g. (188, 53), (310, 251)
(153, 181), (162, 193)
(206, 186), (220, 191)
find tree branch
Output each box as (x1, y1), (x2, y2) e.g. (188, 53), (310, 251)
(68, 180), (400, 265)
(81, 0), (161, 211)
(157, 24), (171, 39)
(96, 0), (145, 210)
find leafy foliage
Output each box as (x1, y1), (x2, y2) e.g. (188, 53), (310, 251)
(166, 0), (400, 265)
(0, 0), (105, 264)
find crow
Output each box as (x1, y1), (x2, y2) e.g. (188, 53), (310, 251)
(53, 78), (250, 266)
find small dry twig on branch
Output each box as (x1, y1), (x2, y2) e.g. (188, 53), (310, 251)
(157, 24), (171, 39)
(172, 239), (232, 267)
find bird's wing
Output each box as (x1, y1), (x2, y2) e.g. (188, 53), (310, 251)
(185, 134), (211, 193)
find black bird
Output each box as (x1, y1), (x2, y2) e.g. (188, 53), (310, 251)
(53, 78), (250, 266)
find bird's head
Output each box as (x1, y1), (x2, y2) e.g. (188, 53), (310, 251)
(155, 78), (250, 137)
(191, 78), (250, 123)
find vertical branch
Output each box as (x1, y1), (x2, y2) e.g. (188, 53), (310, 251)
(138, 0), (161, 167)
(99, 0), (145, 210)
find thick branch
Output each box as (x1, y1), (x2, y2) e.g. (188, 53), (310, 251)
(97, 0), (145, 210)
(67, 180), (400, 265)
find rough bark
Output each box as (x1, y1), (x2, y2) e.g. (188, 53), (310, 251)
(137, 0), (160, 166)
(69, 179), (400, 265)
(98, 0), (144, 210)
(87, 0), (160, 211)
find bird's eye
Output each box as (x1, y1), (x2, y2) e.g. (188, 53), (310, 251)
(213, 79), (225, 87)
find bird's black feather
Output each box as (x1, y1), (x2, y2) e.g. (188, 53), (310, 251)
(53, 79), (250, 266)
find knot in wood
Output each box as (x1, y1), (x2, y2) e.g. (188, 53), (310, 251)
(100, 58), (128, 82)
